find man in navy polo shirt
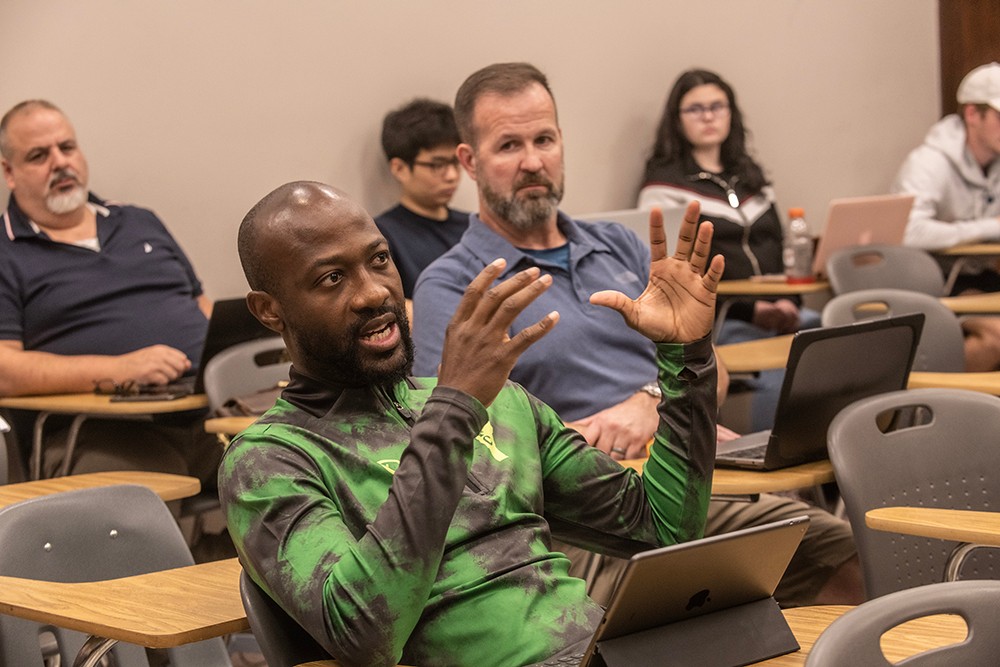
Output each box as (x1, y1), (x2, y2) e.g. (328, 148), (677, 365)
(0, 100), (219, 484)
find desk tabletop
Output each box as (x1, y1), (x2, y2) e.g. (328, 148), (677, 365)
(0, 392), (208, 415)
(717, 334), (794, 373)
(293, 605), (965, 667)
(204, 416), (256, 435)
(0, 557), (246, 649)
(939, 291), (1000, 314)
(717, 279), (830, 297)
(936, 242), (1000, 256)
(0, 471), (200, 508)
(907, 370), (1000, 394)
(621, 458), (834, 495)
(866, 506), (1000, 546)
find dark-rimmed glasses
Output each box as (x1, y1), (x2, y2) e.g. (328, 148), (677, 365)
(680, 102), (731, 119)
(411, 157), (460, 176)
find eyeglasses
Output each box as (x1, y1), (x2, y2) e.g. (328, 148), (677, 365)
(411, 157), (460, 176)
(93, 378), (139, 396)
(680, 102), (731, 119)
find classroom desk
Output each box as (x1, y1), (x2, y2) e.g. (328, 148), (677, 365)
(907, 370), (1000, 394)
(0, 470), (200, 509)
(0, 393), (209, 480)
(0, 557), (246, 667)
(204, 415), (256, 435)
(935, 242), (1000, 294)
(714, 280), (831, 341)
(717, 334), (794, 373)
(294, 605), (968, 667)
(939, 290), (1000, 314)
(621, 458), (835, 496)
(866, 506), (1000, 582)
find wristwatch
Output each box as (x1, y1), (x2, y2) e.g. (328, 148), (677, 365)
(638, 382), (662, 399)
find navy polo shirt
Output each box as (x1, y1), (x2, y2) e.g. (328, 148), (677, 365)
(0, 193), (208, 365)
(413, 212), (657, 422)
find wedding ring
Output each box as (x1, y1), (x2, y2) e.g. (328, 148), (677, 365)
(611, 447), (626, 455)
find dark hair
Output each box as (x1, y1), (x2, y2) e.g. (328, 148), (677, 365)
(643, 69), (767, 193)
(0, 99), (64, 159)
(454, 62), (556, 147)
(380, 98), (459, 164)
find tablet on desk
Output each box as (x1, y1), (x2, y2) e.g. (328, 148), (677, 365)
(110, 391), (190, 402)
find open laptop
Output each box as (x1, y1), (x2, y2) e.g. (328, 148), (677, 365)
(112, 298), (280, 401)
(562, 515), (809, 667)
(576, 207), (686, 249)
(810, 193), (915, 278)
(716, 313), (924, 471)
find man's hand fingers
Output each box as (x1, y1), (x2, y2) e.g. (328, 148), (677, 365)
(702, 255), (725, 292)
(672, 200), (701, 261)
(589, 289), (633, 319)
(688, 221), (715, 274)
(646, 207), (667, 262)
(506, 310), (559, 356)
(452, 258), (508, 323)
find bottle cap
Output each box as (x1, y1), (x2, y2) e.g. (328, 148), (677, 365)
(788, 207), (805, 218)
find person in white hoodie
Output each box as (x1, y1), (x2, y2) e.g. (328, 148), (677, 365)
(892, 62), (1000, 370)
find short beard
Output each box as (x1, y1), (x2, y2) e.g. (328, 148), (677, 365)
(479, 170), (564, 232)
(45, 168), (87, 214)
(294, 303), (414, 389)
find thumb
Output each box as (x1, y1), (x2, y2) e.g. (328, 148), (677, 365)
(590, 289), (631, 314)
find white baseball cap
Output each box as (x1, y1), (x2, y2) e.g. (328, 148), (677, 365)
(957, 62), (1000, 110)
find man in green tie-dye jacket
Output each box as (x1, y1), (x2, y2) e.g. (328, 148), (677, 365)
(219, 180), (724, 667)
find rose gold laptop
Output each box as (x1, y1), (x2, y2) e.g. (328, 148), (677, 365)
(811, 193), (915, 278)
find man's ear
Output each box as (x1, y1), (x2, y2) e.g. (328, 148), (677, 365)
(388, 157), (411, 184)
(246, 290), (285, 334)
(456, 143), (477, 181)
(2, 159), (14, 191)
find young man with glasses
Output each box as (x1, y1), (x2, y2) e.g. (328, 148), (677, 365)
(374, 98), (469, 297)
(892, 62), (1000, 371)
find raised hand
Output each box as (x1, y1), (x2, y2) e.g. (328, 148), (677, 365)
(590, 201), (724, 343)
(438, 259), (558, 406)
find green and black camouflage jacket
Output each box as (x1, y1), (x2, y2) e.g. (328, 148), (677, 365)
(219, 338), (716, 667)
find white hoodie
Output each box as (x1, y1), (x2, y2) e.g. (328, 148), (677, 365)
(891, 114), (1000, 251)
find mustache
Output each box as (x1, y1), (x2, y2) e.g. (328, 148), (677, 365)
(350, 304), (405, 338)
(48, 168), (80, 188)
(514, 173), (554, 191)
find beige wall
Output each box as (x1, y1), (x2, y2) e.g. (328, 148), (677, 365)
(1, 0), (939, 297)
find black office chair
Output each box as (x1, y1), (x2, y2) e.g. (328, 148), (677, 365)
(239, 570), (331, 667)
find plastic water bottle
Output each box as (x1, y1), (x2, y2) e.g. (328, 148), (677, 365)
(783, 207), (815, 284)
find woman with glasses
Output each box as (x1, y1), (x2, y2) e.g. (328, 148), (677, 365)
(638, 69), (818, 431)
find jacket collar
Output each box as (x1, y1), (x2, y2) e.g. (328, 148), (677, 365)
(4, 192), (110, 242)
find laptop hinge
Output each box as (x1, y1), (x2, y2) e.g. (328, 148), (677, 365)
(592, 597), (798, 667)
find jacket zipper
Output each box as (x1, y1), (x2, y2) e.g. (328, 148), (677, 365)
(693, 171), (763, 276)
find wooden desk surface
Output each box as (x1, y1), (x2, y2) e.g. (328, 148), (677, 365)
(621, 458), (835, 495)
(907, 370), (1000, 394)
(939, 291), (1000, 314)
(0, 557), (246, 649)
(0, 392), (208, 415)
(936, 242), (1000, 256)
(717, 279), (831, 297)
(717, 335), (794, 373)
(0, 471), (200, 508)
(866, 506), (1000, 546)
(205, 416), (256, 435)
(294, 606), (966, 667)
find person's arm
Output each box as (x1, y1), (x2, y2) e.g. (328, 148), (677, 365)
(893, 151), (1000, 250)
(0, 339), (193, 396)
(223, 262), (558, 666)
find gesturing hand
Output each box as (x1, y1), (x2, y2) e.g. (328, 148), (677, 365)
(590, 202), (724, 343)
(437, 259), (559, 406)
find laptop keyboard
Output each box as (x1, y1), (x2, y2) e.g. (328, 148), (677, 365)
(720, 442), (769, 461)
(538, 654), (585, 667)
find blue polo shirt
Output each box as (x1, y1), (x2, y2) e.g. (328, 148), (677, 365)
(412, 212), (656, 421)
(0, 193), (208, 364)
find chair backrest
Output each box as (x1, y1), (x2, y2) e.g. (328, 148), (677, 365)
(827, 388), (1000, 599)
(826, 244), (946, 296)
(821, 289), (965, 372)
(805, 580), (1000, 666)
(203, 338), (290, 414)
(239, 570), (330, 667)
(0, 485), (231, 667)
